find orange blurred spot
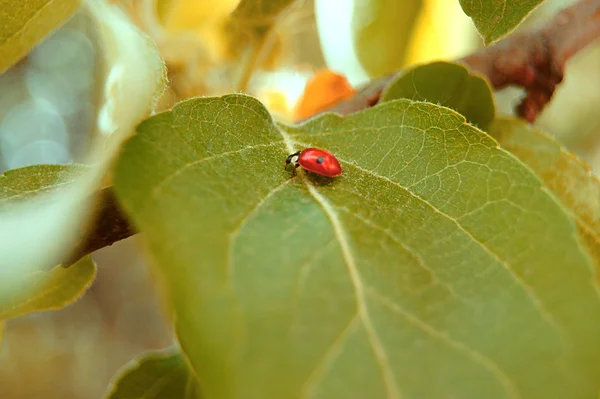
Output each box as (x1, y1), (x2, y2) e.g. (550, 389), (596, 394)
(294, 70), (356, 121)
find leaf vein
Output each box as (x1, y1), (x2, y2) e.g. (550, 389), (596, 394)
(338, 206), (475, 306)
(2, 0), (55, 45)
(366, 288), (519, 399)
(301, 313), (359, 398)
(143, 141), (281, 211)
(227, 179), (291, 282)
(280, 131), (403, 398)
(335, 159), (565, 339)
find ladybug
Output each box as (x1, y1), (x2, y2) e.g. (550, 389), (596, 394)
(285, 147), (342, 177)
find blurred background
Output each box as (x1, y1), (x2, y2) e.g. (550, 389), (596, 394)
(0, 0), (598, 397)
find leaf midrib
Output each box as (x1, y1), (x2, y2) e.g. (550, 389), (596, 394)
(279, 130), (402, 398)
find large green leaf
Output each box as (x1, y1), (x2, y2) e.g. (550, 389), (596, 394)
(459, 0), (544, 44)
(351, 0), (423, 78)
(106, 349), (201, 399)
(380, 61), (495, 129)
(114, 94), (600, 398)
(0, 255), (95, 321)
(0, 0), (80, 73)
(489, 117), (600, 277)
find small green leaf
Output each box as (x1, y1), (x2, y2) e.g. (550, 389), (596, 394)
(115, 95), (600, 398)
(0, 0), (80, 73)
(489, 117), (600, 277)
(0, 164), (88, 282)
(0, 163), (93, 282)
(380, 61), (495, 128)
(106, 349), (201, 399)
(0, 256), (96, 320)
(352, 0), (423, 78)
(459, 0), (543, 44)
(0, 164), (89, 205)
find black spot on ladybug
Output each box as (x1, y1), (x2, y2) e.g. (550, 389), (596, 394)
(316, 156), (324, 164)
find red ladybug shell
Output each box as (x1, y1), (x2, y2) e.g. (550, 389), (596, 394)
(298, 148), (342, 177)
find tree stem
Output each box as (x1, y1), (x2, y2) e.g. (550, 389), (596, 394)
(237, 30), (273, 92)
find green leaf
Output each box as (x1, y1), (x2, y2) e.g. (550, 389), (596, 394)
(0, 164), (89, 287)
(0, 164), (89, 205)
(106, 349), (201, 399)
(115, 94), (600, 398)
(0, 0), (80, 73)
(0, 163), (93, 283)
(380, 61), (495, 128)
(0, 256), (96, 320)
(489, 117), (600, 279)
(459, 0), (543, 44)
(352, 0), (423, 78)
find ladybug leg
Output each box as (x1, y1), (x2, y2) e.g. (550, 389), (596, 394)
(285, 151), (301, 166)
(285, 152), (301, 178)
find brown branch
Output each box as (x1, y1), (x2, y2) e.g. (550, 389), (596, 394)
(63, 187), (137, 267)
(320, 0), (600, 123)
(463, 0), (600, 122)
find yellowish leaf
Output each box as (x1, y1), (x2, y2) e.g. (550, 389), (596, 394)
(406, 0), (477, 64)
(157, 0), (239, 60)
(352, 0), (423, 78)
(0, 0), (80, 73)
(490, 117), (600, 277)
